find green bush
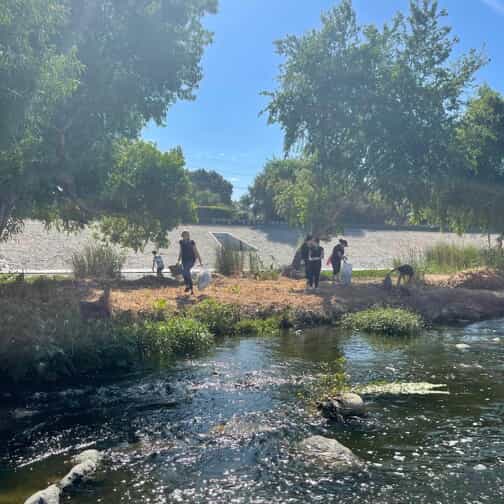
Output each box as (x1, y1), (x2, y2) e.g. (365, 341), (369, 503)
(234, 317), (281, 337)
(143, 318), (214, 357)
(342, 307), (424, 335)
(189, 298), (240, 336)
(71, 243), (126, 279)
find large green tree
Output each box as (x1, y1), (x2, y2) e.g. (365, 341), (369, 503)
(0, 0), (217, 247)
(190, 169), (233, 206)
(264, 0), (485, 234)
(436, 85), (504, 234)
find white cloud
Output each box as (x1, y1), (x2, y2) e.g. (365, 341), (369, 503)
(481, 0), (504, 15)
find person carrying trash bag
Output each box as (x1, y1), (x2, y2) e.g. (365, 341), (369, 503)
(177, 230), (203, 295)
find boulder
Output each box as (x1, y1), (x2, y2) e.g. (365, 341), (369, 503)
(318, 393), (365, 422)
(24, 485), (61, 504)
(298, 435), (363, 471)
(60, 450), (102, 490)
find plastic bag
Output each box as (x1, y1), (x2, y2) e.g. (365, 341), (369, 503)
(198, 268), (212, 291)
(341, 261), (353, 286)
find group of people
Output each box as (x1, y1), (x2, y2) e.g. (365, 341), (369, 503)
(299, 235), (349, 290)
(152, 230), (203, 295)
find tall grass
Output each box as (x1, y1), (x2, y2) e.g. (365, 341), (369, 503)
(394, 243), (504, 274)
(215, 245), (245, 276)
(71, 243), (126, 279)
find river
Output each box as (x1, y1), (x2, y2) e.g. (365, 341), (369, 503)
(2, 320), (504, 503)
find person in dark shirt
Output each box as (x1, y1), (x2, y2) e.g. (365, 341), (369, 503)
(308, 238), (324, 289)
(328, 239), (348, 283)
(177, 230), (203, 295)
(299, 234), (313, 286)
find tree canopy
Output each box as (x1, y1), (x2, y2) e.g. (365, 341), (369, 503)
(0, 0), (217, 248)
(190, 169), (234, 207)
(263, 0), (491, 235)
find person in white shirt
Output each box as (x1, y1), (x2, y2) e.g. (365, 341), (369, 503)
(152, 251), (165, 278)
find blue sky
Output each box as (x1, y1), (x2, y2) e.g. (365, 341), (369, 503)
(143, 0), (504, 200)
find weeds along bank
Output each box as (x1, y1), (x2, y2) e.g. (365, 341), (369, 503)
(2, 270), (504, 392)
(0, 278), (294, 391)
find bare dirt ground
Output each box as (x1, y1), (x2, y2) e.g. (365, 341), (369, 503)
(108, 275), (504, 325)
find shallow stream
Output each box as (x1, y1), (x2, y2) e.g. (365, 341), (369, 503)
(2, 320), (504, 503)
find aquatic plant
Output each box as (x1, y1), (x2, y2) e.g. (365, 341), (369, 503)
(143, 318), (214, 358)
(188, 299), (240, 336)
(233, 317), (282, 337)
(341, 307), (424, 336)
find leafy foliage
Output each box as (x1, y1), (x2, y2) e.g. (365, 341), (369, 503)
(189, 299), (240, 336)
(0, 0), (217, 246)
(263, 0), (486, 235)
(190, 169), (233, 206)
(342, 307), (424, 335)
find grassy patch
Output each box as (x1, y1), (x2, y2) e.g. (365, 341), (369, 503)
(321, 269), (390, 280)
(341, 307), (424, 335)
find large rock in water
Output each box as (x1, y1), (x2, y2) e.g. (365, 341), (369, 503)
(318, 393), (366, 422)
(298, 436), (363, 471)
(24, 450), (103, 504)
(60, 449), (103, 489)
(24, 485), (61, 504)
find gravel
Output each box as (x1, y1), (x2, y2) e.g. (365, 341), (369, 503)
(0, 220), (497, 273)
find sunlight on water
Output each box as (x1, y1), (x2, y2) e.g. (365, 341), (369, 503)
(2, 320), (504, 503)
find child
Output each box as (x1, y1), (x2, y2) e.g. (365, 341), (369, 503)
(152, 251), (165, 278)
(308, 238), (324, 289)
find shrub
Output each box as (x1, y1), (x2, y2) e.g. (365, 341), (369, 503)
(71, 243), (125, 279)
(341, 307), (424, 335)
(234, 317), (281, 337)
(215, 245), (245, 276)
(189, 299), (240, 336)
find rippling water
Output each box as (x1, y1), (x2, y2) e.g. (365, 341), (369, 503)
(2, 320), (504, 503)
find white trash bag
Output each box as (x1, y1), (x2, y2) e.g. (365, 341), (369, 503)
(341, 261), (353, 286)
(198, 268), (212, 291)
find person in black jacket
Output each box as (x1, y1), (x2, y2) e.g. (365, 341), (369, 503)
(328, 239), (348, 283)
(299, 235), (313, 286)
(308, 238), (324, 289)
(177, 230), (203, 295)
